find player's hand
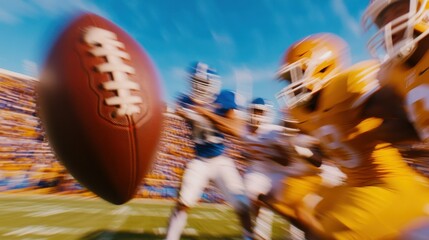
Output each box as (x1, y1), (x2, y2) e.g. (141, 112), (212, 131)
(269, 142), (292, 166)
(175, 106), (186, 118)
(294, 205), (327, 239)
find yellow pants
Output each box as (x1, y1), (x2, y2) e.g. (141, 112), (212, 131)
(314, 175), (429, 239)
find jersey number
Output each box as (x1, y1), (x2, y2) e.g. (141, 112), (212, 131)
(313, 125), (361, 168)
(192, 119), (223, 144)
(406, 84), (429, 141)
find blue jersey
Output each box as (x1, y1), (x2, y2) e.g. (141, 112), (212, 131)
(177, 90), (237, 158)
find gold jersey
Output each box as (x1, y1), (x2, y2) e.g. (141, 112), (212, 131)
(378, 52), (429, 142)
(289, 60), (418, 187)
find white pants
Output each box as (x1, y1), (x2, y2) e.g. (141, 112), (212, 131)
(179, 155), (247, 210)
(244, 160), (287, 201)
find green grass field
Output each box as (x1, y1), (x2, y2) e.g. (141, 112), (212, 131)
(0, 193), (290, 240)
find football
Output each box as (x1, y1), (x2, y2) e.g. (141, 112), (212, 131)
(37, 13), (164, 205)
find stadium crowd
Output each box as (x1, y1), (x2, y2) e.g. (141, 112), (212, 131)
(1, 68), (429, 205)
(0, 71), (249, 203)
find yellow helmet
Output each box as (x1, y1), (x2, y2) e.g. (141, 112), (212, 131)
(276, 33), (350, 108)
(362, 0), (429, 60)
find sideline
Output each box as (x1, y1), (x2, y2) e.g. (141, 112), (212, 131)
(0, 192), (232, 209)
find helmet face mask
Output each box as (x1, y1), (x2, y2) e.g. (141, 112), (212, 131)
(190, 76), (219, 103)
(249, 107), (265, 126)
(188, 62), (221, 104)
(248, 98), (274, 127)
(281, 109), (301, 136)
(363, 0), (429, 61)
(276, 33), (350, 109)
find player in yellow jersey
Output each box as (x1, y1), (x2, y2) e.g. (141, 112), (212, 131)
(361, 1), (429, 238)
(258, 113), (345, 222)
(259, 122), (347, 240)
(242, 99), (330, 239)
(362, 0), (429, 144)
(276, 33), (429, 239)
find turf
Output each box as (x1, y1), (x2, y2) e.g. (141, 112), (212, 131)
(0, 194), (290, 240)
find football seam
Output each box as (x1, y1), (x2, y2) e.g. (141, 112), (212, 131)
(128, 115), (137, 199)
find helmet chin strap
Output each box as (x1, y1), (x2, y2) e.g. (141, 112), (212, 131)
(250, 114), (263, 126)
(250, 120), (260, 127)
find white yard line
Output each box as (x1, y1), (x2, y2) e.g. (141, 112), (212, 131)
(3, 225), (91, 237)
(0, 204), (102, 216)
(153, 227), (198, 236)
(99, 206), (132, 240)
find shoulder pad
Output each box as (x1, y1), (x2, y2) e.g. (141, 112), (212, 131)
(324, 59), (380, 109)
(348, 60), (381, 108)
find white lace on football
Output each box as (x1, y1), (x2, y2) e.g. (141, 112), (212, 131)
(84, 27), (142, 117)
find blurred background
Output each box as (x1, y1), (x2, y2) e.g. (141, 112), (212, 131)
(1, 1), (429, 239)
(0, 0), (373, 107)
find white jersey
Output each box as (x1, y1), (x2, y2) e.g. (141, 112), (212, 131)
(243, 124), (287, 171)
(245, 126), (324, 177)
(244, 124), (323, 174)
(243, 124), (322, 202)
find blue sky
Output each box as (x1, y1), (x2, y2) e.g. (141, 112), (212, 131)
(0, 0), (372, 108)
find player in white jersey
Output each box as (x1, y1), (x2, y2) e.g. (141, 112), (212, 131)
(242, 97), (285, 240)
(244, 105), (346, 240)
(242, 98), (337, 239)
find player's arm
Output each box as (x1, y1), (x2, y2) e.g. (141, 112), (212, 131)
(293, 134), (325, 166)
(360, 87), (420, 144)
(296, 145), (324, 168)
(268, 140), (293, 166)
(174, 101), (204, 123)
(294, 205), (331, 239)
(175, 105), (188, 119)
(191, 105), (245, 137)
(347, 63), (418, 144)
(277, 133), (325, 168)
(262, 192), (330, 239)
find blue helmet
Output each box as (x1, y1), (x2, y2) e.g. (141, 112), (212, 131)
(214, 90), (237, 110)
(188, 62), (221, 104)
(248, 97), (274, 126)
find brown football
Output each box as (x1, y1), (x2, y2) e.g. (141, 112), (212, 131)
(38, 13), (164, 205)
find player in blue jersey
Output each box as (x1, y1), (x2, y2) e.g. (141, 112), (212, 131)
(165, 62), (253, 240)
